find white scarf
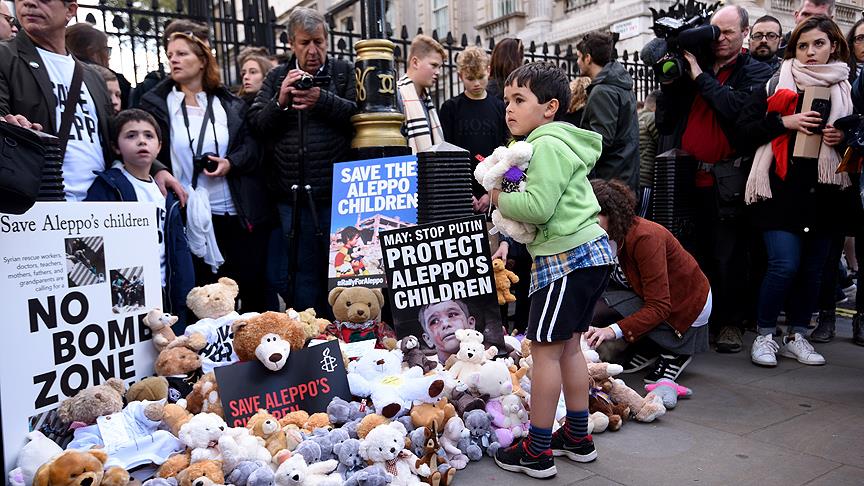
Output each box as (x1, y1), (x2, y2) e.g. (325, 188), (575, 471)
(745, 59), (852, 204)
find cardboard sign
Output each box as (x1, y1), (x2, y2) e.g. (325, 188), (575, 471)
(793, 86), (830, 159)
(378, 216), (504, 364)
(329, 156), (418, 290)
(215, 340), (351, 427)
(0, 202), (161, 477)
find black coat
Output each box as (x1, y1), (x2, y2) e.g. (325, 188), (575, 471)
(656, 52), (774, 156)
(0, 30), (114, 165)
(139, 78), (270, 229)
(733, 82), (847, 235)
(246, 56), (357, 203)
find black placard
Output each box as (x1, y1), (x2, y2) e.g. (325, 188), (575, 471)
(214, 340), (351, 427)
(379, 216), (503, 364)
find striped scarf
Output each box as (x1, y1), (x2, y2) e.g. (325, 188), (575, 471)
(398, 74), (443, 153)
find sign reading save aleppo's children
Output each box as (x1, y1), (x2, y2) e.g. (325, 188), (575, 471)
(328, 155), (418, 290)
(215, 340), (351, 427)
(378, 215), (504, 364)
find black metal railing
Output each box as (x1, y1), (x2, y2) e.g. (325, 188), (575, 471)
(74, 0), (658, 102)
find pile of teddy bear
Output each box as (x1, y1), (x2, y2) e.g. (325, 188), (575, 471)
(8, 278), (693, 486)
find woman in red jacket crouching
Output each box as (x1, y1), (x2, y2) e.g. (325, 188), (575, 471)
(585, 179), (712, 383)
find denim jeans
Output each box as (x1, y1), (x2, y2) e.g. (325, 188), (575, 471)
(266, 202), (332, 315)
(757, 230), (832, 335)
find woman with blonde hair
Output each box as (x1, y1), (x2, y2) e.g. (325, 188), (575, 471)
(562, 76), (591, 126)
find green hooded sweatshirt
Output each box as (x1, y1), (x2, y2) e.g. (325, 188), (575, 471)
(497, 121), (606, 258)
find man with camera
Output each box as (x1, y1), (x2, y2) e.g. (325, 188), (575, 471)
(247, 7), (357, 313)
(656, 5), (773, 354)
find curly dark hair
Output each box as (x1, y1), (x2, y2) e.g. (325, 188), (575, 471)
(591, 179), (636, 243)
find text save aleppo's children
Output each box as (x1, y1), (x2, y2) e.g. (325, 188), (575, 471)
(85, 109), (195, 328)
(489, 62), (615, 478)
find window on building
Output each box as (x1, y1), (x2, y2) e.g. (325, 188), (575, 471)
(565, 0), (597, 12)
(432, 0), (449, 34)
(493, 0), (517, 18)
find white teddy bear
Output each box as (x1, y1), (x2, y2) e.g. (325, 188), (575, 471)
(218, 427), (273, 473)
(178, 412), (227, 463)
(359, 422), (430, 486)
(473, 141), (536, 244)
(275, 453), (342, 486)
(347, 349), (444, 418)
(447, 329), (489, 383)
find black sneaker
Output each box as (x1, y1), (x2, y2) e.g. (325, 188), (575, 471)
(622, 349), (660, 373)
(715, 326), (743, 353)
(644, 353), (692, 384)
(494, 438), (557, 479)
(550, 429), (598, 463)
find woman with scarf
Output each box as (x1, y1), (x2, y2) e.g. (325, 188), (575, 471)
(735, 16), (853, 367)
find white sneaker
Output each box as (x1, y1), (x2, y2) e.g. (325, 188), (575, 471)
(751, 334), (780, 367)
(779, 333), (826, 365)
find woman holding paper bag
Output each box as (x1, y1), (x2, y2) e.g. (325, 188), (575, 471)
(735, 15), (852, 367)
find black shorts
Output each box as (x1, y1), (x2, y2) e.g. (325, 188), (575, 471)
(527, 265), (611, 342)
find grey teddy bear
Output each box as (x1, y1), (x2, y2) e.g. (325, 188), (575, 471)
(343, 465), (393, 486)
(334, 438), (365, 480)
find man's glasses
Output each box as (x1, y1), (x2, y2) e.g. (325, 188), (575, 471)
(0, 12), (15, 26)
(751, 32), (781, 41)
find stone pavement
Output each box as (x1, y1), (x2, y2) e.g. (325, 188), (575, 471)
(457, 318), (864, 486)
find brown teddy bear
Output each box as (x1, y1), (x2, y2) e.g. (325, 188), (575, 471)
(492, 258), (519, 305)
(401, 335), (437, 373)
(327, 286), (396, 349)
(247, 409), (288, 456)
(57, 378), (126, 426)
(162, 403), (193, 436)
(155, 332), (207, 402)
(176, 460), (224, 486)
(127, 376), (169, 402)
(232, 312), (306, 371)
(33, 450), (128, 486)
(356, 414), (389, 439)
(414, 424), (456, 486)
(185, 372), (223, 417)
(144, 308), (180, 352)
(410, 398), (456, 431)
(287, 307), (332, 342)
(186, 278), (239, 320)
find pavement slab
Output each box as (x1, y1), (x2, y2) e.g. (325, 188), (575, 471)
(804, 465), (864, 485)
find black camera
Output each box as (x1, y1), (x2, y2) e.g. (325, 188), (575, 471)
(193, 152), (218, 173)
(643, 0), (721, 83)
(295, 73), (332, 90)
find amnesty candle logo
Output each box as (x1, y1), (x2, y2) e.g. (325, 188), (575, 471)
(320, 348), (337, 373)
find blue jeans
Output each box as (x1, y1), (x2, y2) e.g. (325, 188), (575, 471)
(757, 230), (832, 335)
(266, 202), (332, 315)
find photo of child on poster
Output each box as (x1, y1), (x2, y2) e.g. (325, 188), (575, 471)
(379, 215), (504, 362)
(329, 156), (418, 290)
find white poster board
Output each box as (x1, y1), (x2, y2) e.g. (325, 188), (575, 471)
(0, 202), (161, 477)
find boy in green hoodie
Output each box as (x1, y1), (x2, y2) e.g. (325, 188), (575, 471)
(490, 62), (615, 478)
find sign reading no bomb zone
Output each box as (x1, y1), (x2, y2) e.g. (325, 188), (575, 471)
(378, 216), (503, 361)
(0, 202), (161, 477)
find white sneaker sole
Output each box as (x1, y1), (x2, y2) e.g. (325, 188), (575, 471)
(552, 448), (598, 463)
(778, 349), (826, 365)
(494, 457), (557, 479)
(751, 355), (778, 367)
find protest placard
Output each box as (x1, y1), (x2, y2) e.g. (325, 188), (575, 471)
(329, 155), (417, 290)
(215, 340), (351, 427)
(378, 215), (503, 364)
(0, 202), (160, 476)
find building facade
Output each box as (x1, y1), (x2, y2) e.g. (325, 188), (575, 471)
(278, 0), (864, 60)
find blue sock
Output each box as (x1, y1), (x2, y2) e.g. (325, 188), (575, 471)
(527, 425), (553, 455)
(565, 409), (589, 438)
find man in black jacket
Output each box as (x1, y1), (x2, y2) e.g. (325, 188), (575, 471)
(247, 7), (357, 313)
(656, 5), (772, 354)
(0, 0), (183, 203)
(578, 31), (640, 192)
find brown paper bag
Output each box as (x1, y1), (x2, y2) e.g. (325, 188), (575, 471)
(793, 86), (830, 159)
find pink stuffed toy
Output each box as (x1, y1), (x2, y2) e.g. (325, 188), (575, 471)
(644, 378), (692, 409)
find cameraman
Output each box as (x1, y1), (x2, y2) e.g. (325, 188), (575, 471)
(655, 5), (772, 354)
(247, 7), (357, 313)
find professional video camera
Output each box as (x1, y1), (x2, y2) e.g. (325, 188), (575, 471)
(641, 0), (721, 83)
